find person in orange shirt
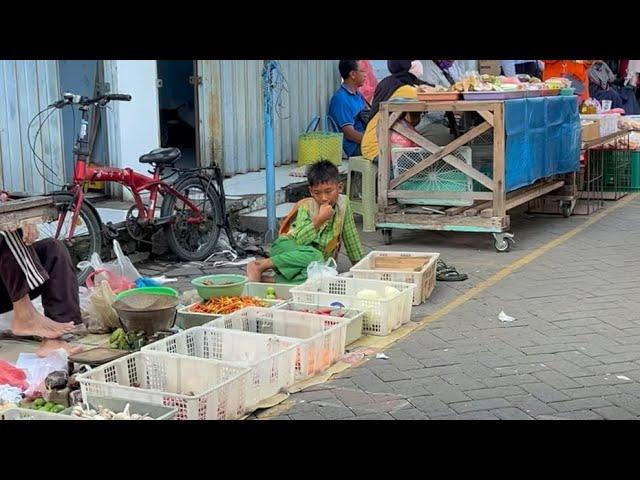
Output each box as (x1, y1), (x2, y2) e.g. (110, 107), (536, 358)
(543, 60), (593, 103)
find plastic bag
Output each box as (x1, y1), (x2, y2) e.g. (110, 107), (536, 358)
(0, 360), (28, 390)
(16, 350), (68, 397)
(307, 258), (338, 280)
(390, 119), (419, 148)
(78, 240), (140, 292)
(81, 281), (119, 333)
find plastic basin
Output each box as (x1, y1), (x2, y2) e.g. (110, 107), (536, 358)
(191, 274), (248, 300)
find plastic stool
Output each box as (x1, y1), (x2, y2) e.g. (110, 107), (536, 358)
(346, 156), (377, 232)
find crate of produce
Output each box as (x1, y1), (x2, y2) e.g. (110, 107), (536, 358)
(350, 251), (439, 306)
(290, 277), (414, 336)
(61, 395), (178, 420)
(273, 301), (365, 345)
(142, 327), (298, 408)
(2, 408), (82, 420)
(76, 351), (251, 420)
(176, 295), (280, 329)
(205, 307), (347, 381)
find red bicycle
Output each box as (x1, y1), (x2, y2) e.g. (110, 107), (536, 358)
(33, 92), (223, 282)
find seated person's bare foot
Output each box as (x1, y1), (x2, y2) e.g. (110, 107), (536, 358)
(12, 310), (75, 339)
(36, 338), (84, 358)
(246, 260), (263, 282)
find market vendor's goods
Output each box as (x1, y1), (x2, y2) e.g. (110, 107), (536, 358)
(70, 402), (153, 420)
(192, 274), (247, 299)
(109, 328), (144, 350)
(28, 398), (65, 413)
(189, 296), (267, 315)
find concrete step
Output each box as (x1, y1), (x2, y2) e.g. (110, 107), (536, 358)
(238, 202), (296, 233)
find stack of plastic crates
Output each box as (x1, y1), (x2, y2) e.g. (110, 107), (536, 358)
(142, 327), (298, 408)
(391, 146), (473, 206)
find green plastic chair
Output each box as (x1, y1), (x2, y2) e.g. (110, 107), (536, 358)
(346, 156), (377, 232)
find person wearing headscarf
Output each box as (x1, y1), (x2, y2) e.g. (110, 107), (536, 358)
(361, 60), (426, 160)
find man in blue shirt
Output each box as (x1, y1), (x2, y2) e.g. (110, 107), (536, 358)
(328, 60), (367, 157)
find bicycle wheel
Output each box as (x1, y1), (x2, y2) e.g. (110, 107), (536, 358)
(161, 175), (222, 261)
(39, 196), (102, 285)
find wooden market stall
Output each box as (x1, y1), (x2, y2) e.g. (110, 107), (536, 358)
(376, 96), (581, 251)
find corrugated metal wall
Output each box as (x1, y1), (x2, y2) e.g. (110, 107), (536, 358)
(201, 60), (339, 177)
(0, 61), (64, 193)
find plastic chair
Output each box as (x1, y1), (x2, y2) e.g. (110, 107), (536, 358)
(346, 156), (377, 232)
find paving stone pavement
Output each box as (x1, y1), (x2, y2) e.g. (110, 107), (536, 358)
(139, 196), (640, 420)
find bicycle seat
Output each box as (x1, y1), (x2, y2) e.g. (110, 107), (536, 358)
(139, 147), (181, 165)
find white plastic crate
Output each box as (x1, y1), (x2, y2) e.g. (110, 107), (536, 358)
(177, 298), (281, 329)
(205, 307), (347, 381)
(142, 327), (298, 408)
(290, 277), (414, 336)
(273, 301), (365, 345)
(2, 408), (82, 420)
(350, 251), (440, 306)
(76, 351), (251, 420)
(244, 282), (295, 301)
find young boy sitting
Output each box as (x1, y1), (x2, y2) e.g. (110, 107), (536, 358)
(247, 160), (364, 284)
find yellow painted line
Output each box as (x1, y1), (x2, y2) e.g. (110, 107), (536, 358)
(259, 193), (638, 418)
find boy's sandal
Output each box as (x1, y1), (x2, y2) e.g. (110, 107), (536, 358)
(436, 259), (468, 282)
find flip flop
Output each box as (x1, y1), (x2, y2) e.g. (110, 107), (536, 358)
(436, 260), (468, 282)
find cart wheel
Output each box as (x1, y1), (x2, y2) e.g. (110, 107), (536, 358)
(494, 237), (512, 253)
(561, 202), (572, 218)
(382, 229), (392, 245)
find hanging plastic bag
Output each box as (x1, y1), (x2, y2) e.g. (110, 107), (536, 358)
(307, 258), (338, 280)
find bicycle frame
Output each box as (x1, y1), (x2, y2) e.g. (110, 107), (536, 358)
(56, 104), (205, 241)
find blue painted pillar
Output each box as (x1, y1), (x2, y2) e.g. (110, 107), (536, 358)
(263, 60), (278, 242)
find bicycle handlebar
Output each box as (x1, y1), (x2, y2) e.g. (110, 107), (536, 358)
(52, 93), (132, 108)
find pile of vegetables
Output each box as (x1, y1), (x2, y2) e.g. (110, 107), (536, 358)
(109, 328), (144, 350)
(71, 402), (153, 420)
(28, 398), (65, 414)
(190, 296), (266, 315)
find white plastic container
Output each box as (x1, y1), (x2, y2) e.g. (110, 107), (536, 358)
(142, 327), (298, 408)
(76, 351), (251, 420)
(205, 307), (347, 380)
(350, 251), (439, 305)
(290, 277), (414, 336)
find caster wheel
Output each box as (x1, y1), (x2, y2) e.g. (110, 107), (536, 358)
(494, 237), (513, 252)
(382, 229), (392, 245)
(561, 202), (572, 218)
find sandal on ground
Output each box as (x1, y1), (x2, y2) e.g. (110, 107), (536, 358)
(436, 259), (468, 282)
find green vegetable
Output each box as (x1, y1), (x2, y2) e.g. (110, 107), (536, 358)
(33, 398), (46, 408)
(52, 404), (65, 413)
(110, 328), (125, 343)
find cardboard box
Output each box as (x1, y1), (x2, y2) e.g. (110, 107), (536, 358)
(581, 120), (600, 142)
(580, 114), (620, 137)
(479, 60), (501, 76)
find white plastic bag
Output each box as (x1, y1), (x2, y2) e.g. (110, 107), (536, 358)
(307, 258), (338, 280)
(80, 282), (119, 333)
(77, 240), (140, 286)
(16, 349), (68, 397)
